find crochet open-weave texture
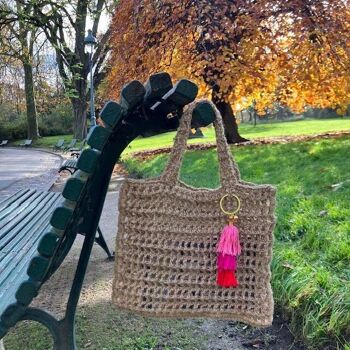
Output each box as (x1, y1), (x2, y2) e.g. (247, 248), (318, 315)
(113, 100), (276, 326)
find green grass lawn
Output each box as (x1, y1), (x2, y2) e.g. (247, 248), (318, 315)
(9, 118), (350, 153)
(124, 137), (350, 349)
(4, 305), (204, 350)
(10, 134), (83, 149)
(124, 118), (350, 154)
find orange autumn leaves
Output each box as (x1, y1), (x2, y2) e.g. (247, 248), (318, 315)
(104, 0), (350, 116)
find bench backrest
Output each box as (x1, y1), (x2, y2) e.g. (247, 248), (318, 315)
(67, 139), (77, 148)
(25, 140), (32, 145)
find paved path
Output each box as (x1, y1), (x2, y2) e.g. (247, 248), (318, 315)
(0, 148), (62, 200)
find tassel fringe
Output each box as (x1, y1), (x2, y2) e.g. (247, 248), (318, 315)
(216, 224), (241, 288)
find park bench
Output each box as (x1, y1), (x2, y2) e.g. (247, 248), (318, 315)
(59, 158), (78, 174)
(0, 141), (8, 147)
(19, 140), (32, 147)
(52, 139), (65, 151)
(70, 139), (87, 158)
(64, 139), (77, 152)
(0, 72), (215, 350)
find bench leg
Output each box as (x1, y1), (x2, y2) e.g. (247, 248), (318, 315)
(16, 226), (104, 350)
(58, 167), (74, 175)
(21, 308), (76, 350)
(95, 226), (115, 261)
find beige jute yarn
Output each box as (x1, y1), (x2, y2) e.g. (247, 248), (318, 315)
(113, 100), (276, 326)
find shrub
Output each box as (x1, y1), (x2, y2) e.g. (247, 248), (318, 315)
(39, 102), (73, 136)
(0, 117), (27, 140)
(0, 101), (74, 140)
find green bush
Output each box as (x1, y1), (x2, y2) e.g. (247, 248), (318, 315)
(39, 102), (73, 136)
(0, 101), (74, 140)
(0, 117), (27, 140)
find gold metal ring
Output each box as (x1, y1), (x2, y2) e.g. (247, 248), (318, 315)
(220, 194), (241, 216)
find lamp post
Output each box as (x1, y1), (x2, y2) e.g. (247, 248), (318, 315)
(84, 29), (97, 127)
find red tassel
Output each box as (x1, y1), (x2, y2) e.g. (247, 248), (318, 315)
(217, 270), (239, 288)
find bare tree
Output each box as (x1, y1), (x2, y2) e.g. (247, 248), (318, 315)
(0, 3), (40, 139)
(0, 0), (115, 139)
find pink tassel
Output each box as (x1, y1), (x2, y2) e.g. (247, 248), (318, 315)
(217, 224), (241, 256)
(217, 253), (237, 270)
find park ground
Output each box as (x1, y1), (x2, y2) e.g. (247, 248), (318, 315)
(10, 117), (350, 153)
(2, 118), (350, 349)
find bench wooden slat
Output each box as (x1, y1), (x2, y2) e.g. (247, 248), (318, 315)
(120, 80), (146, 111)
(37, 231), (61, 257)
(0, 192), (59, 237)
(27, 255), (51, 282)
(99, 101), (123, 128)
(62, 171), (89, 202)
(0, 193), (61, 318)
(0, 189), (30, 211)
(50, 204), (74, 231)
(76, 149), (100, 174)
(63, 159), (78, 168)
(0, 190), (37, 222)
(0, 238), (46, 317)
(87, 126), (112, 151)
(0, 193), (60, 254)
(144, 72), (173, 107)
(192, 101), (217, 128)
(0, 194), (60, 274)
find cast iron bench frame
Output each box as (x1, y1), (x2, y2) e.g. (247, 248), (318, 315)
(0, 73), (215, 350)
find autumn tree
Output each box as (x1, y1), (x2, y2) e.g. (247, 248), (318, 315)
(105, 0), (350, 143)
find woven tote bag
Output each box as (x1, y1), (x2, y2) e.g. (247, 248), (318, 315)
(113, 100), (276, 326)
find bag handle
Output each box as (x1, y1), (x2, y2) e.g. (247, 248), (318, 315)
(161, 99), (241, 188)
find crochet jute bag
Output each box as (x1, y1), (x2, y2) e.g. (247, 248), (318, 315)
(113, 100), (276, 326)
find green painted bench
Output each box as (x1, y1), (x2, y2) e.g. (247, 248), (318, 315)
(52, 139), (65, 152)
(64, 139), (77, 152)
(0, 73), (216, 350)
(70, 139), (87, 158)
(59, 158), (78, 174)
(19, 140), (32, 147)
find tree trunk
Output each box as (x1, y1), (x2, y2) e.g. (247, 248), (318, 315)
(23, 62), (39, 139)
(212, 91), (248, 144)
(72, 98), (87, 140)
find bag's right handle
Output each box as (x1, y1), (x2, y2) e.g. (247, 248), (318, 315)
(161, 99), (241, 189)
